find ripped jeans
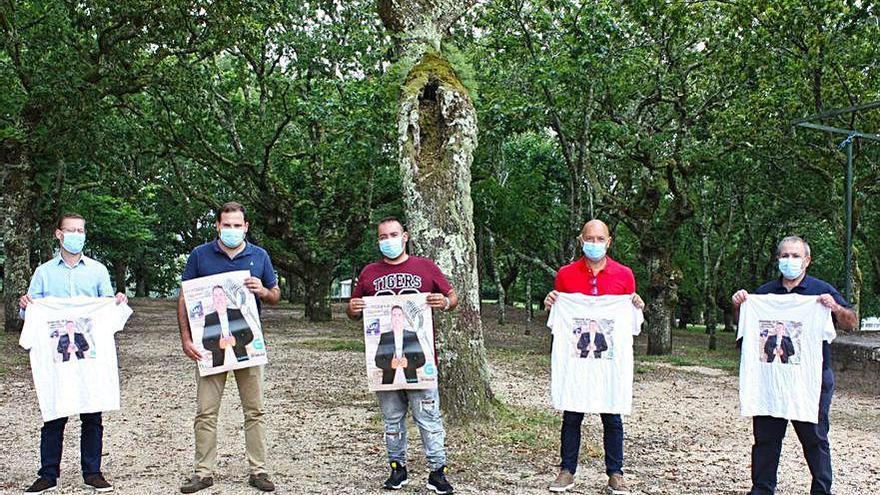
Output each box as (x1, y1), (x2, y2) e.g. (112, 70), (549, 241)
(376, 387), (447, 470)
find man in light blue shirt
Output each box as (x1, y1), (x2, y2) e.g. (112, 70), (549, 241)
(18, 213), (126, 494)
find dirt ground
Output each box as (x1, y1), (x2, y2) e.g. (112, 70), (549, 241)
(1, 299), (878, 495)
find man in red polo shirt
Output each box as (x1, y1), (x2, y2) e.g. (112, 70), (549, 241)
(544, 219), (644, 495)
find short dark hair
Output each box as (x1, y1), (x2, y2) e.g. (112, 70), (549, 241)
(57, 213), (85, 229)
(378, 215), (406, 231)
(216, 201), (247, 222)
(391, 305), (404, 313)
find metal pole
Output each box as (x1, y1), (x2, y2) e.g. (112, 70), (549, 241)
(845, 139), (854, 302)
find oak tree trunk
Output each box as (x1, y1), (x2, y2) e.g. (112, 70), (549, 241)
(643, 249), (680, 355)
(303, 269), (332, 322)
(379, 0), (494, 420)
(2, 140), (36, 332)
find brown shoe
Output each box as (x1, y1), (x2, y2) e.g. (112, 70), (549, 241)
(549, 469), (574, 492)
(607, 473), (631, 495)
(180, 476), (213, 494)
(248, 473), (275, 492)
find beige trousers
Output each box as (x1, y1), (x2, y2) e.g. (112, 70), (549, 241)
(194, 365), (267, 476)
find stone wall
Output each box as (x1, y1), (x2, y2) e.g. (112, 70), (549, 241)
(831, 333), (880, 394)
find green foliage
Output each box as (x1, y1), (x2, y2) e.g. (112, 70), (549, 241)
(4, 0), (880, 325)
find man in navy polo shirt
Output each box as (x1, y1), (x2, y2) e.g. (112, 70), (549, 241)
(177, 202), (280, 494)
(732, 235), (857, 495)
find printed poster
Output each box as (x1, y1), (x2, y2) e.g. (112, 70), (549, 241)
(182, 270), (267, 376)
(363, 293), (437, 391)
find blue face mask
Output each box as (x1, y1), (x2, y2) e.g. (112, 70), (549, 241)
(582, 241), (607, 262)
(219, 228), (246, 248)
(778, 257), (804, 280)
(61, 232), (86, 255)
(379, 237), (405, 259)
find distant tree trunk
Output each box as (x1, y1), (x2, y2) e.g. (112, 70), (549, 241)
(643, 249), (680, 355)
(379, 0), (493, 420)
(525, 275), (533, 326)
(133, 262), (148, 297)
(500, 261), (519, 306)
(1, 139), (37, 332)
(722, 306), (735, 332)
(676, 297), (693, 330)
(112, 260), (128, 296)
(486, 231), (505, 325)
(303, 268), (332, 321)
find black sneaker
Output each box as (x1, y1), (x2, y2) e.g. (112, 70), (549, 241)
(25, 478), (57, 493)
(83, 473), (113, 493)
(180, 475), (214, 494)
(427, 465), (454, 494)
(383, 461), (409, 490)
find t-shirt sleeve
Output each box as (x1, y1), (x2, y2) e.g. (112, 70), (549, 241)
(260, 252), (278, 289)
(430, 261), (453, 295)
(98, 265), (114, 297)
(553, 269), (564, 292)
(19, 314), (35, 350)
(181, 251), (199, 282)
(21, 267), (44, 319)
(821, 306), (837, 343)
(736, 299), (748, 340)
(547, 300), (560, 333)
(114, 303), (134, 333)
(632, 305), (644, 336)
(625, 267), (636, 293)
(352, 267), (368, 298)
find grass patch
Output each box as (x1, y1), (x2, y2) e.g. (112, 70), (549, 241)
(488, 347), (550, 370)
(453, 401), (560, 467)
(296, 338), (365, 353)
(490, 403), (559, 449)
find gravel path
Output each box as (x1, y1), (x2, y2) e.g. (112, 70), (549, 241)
(1, 299), (877, 494)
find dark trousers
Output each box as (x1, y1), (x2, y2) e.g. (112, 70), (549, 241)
(38, 412), (103, 481)
(750, 367), (835, 495)
(560, 411), (624, 475)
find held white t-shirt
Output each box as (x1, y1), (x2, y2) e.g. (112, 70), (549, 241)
(738, 293), (834, 423)
(548, 293), (644, 414)
(19, 297), (133, 422)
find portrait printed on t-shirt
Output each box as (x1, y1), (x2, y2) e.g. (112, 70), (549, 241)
(570, 318), (614, 360)
(49, 318), (96, 363)
(758, 320), (802, 365)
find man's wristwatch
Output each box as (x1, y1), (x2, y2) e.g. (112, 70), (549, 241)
(443, 296), (451, 311)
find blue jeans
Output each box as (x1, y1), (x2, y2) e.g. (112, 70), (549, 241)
(376, 387), (447, 470)
(560, 411), (624, 475)
(38, 412), (103, 481)
(750, 367), (835, 495)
